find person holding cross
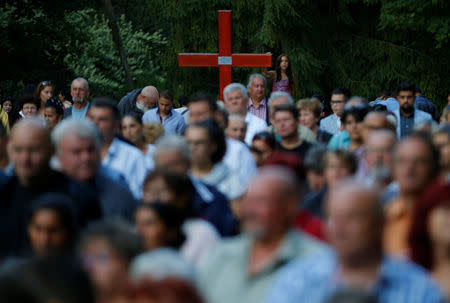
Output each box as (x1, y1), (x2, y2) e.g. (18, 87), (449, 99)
(224, 83), (268, 146)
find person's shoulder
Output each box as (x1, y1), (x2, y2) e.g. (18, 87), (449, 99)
(119, 88), (141, 104)
(415, 109), (432, 121)
(183, 218), (220, 240)
(291, 229), (328, 254)
(247, 113), (267, 125)
(382, 257), (444, 296)
(114, 138), (145, 158)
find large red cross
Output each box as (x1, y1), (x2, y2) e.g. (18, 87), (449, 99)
(178, 10), (272, 101)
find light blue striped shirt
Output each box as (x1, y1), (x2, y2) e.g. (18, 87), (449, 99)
(264, 251), (443, 303)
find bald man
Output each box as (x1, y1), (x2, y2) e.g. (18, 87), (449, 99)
(0, 118), (101, 259)
(355, 112), (393, 179)
(118, 85), (159, 118)
(265, 180), (443, 303)
(199, 166), (324, 303)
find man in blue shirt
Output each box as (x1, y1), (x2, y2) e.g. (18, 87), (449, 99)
(63, 77), (90, 120)
(264, 179), (443, 303)
(142, 90), (186, 135)
(87, 97), (148, 200)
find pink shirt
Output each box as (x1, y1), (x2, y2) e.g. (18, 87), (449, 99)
(248, 97), (268, 122)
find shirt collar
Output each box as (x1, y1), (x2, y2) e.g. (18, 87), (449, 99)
(248, 97), (267, 108)
(156, 107), (174, 119)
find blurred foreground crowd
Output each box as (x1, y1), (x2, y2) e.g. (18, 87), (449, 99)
(0, 74), (449, 303)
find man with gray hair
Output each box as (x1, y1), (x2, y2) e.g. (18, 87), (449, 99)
(247, 74), (270, 123)
(118, 86), (159, 119)
(64, 77), (91, 120)
(267, 91), (317, 144)
(223, 83), (267, 145)
(52, 118), (137, 222)
(153, 135), (236, 236)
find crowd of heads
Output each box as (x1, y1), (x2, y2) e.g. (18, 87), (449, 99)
(0, 73), (449, 303)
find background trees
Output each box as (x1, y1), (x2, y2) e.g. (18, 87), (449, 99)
(0, 0), (449, 109)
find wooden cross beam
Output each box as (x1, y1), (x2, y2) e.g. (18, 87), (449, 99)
(178, 10), (272, 101)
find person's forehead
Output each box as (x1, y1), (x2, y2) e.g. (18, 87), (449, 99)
(271, 97), (289, 107)
(189, 101), (211, 112)
(396, 139), (430, 158)
(227, 89), (243, 98)
(252, 77), (265, 86)
(89, 107), (112, 117)
(228, 118), (245, 127)
(72, 81), (86, 89)
(159, 97), (172, 103)
(328, 188), (375, 211)
(331, 94), (345, 100)
(397, 90), (414, 96)
(364, 114), (386, 126)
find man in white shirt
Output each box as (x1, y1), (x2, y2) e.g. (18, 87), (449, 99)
(223, 83), (268, 146)
(187, 92), (257, 185)
(87, 97), (147, 199)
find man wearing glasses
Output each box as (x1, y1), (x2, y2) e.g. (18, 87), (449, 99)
(319, 88), (350, 135)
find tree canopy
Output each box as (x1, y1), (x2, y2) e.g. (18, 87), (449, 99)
(0, 0), (449, 108)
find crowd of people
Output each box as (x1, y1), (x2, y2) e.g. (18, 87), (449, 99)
(0, 60), (450, 303)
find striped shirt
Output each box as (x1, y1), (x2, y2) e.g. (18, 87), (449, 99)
(248, 97), (268, 122)
(264, 251), (443, 303)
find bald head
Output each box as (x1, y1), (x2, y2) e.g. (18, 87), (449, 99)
(362, 112), (390, 142)
(326, 179), (383, 264)
(137, 86), (159, 111)
(241, 166), (300, 240)
(8, 119), (53, 185)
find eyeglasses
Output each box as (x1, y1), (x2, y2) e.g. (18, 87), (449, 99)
(23, 105), (37, 111)
(40, 80), (52, 86)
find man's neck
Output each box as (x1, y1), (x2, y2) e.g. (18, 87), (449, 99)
(73, 101), (87, 110)
(432, 245), (450, 271)
(18, 166), (52, 188)
(191, 162), (214, 177)
(159, 109), (171, 121)
(251, 96), (264, 108)
(280, 133), (301, 148)
(248, 232), (285, 276)
(340, 252), (383, 288)
(400, 109), (414, 117)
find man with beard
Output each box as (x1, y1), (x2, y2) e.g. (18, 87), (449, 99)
(64, 78), (91, 120)
(118, 86), (159, 119)
(198, 166), (324, 303)
(393, 82), (432, 139)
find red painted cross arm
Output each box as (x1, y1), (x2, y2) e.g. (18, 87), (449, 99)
(178, 53), (272, 67)
(178, 53), (218, 67)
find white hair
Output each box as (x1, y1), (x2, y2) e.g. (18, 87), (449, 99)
(154, 135), (190, 162)
(247, 73), (266, 88)
(141, 86), (159, 97)
(223, 83), (248, 102)
(51, 118), (103, 153)
(71, 77), (89, 91)
(268, 91), (294, 107)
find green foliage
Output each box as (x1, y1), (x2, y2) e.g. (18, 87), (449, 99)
(63, 8), (167, 100)
(0, 0), (448, 109)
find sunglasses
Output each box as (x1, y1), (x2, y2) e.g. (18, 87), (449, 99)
(40, 80), (52, 86)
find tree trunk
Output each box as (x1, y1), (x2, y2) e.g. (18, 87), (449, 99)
(103, 0), (134, 89)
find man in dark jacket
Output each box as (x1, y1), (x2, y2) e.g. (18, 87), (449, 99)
(117, 86), (159, 118)
(0, 119), (102, 260)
